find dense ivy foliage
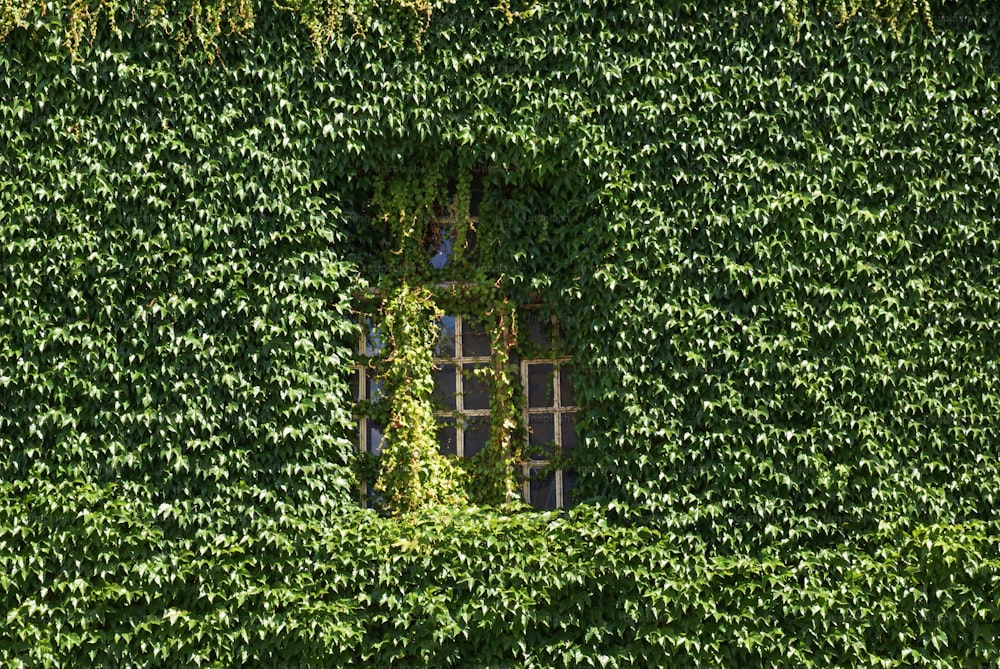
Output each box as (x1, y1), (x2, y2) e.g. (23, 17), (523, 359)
(0, 0), (951, 58)
(2, 0), (999, 664)
(4, 498), (998, 666)
(375, 283), (468, 513)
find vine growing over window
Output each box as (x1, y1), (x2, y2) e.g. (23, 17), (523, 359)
(362, 158), (527, 514)
(374, 282), (466, 515)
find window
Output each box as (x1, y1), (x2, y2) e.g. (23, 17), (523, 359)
(519, 312), (578, 510)
(351, 306), (578, 510)
(351, 170), (577, 509)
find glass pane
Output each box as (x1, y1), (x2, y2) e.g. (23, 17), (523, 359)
(430, 225), (454, 269)
(529, 468), (557, 510)
(463, 416), (489, 458)
(559, 363), (575, 406)
(528, 413), (555, 451)
(437, 417), (457, 457)
(462, 317), (491, 357)
(561, 413), (577, 452)
(368, 422), (384, 455)
(463, 363), (490, 410)
(433, 364), (457, 411)
(465, 226), (478, 255)
(364, 484), (383, 510)
(435, 316), (456, 358)
(366, 369), (384, 403)
(350, 369), (361, 402)
(562, 469), (578, 508)
(527, 363), (554, 408)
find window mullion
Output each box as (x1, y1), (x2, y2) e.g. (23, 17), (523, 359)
(455, 315), (464, 457)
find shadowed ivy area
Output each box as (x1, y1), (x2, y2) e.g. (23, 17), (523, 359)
(2, 0), (999, 664)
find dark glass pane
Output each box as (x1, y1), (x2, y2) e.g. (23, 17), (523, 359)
(462, 317), (491, 357)
(470, 171), (484, 217)
(529, 468), (557, 510)
(350, 370), (361, 402)
(433, 364), (457, 411)
(437, 417), (457, 457)
(559, 363), (575, 406)
(465, 227), (478, 257)
(435, 316), (456, 358)
(463, 363), (490, 410)
(562, 469), (578, 508)
(527, 363), (555, 408)
(528, 413), (555, 450)
(463, 416), (489, 457)
(368, 422), (384, 456)
(561, 413), (577, 452)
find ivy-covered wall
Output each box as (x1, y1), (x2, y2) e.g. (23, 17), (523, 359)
(2, 0), (999, 665)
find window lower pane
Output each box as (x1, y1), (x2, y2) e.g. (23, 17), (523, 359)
(365, 484), (383, 509)
(529, 467), (557, 510)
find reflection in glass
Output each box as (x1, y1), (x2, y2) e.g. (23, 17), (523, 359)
(368, 423), (384, 455)
(435, 316), (456, 357)
(430, 225), (454, 269)
(365, 319), (385, 356)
